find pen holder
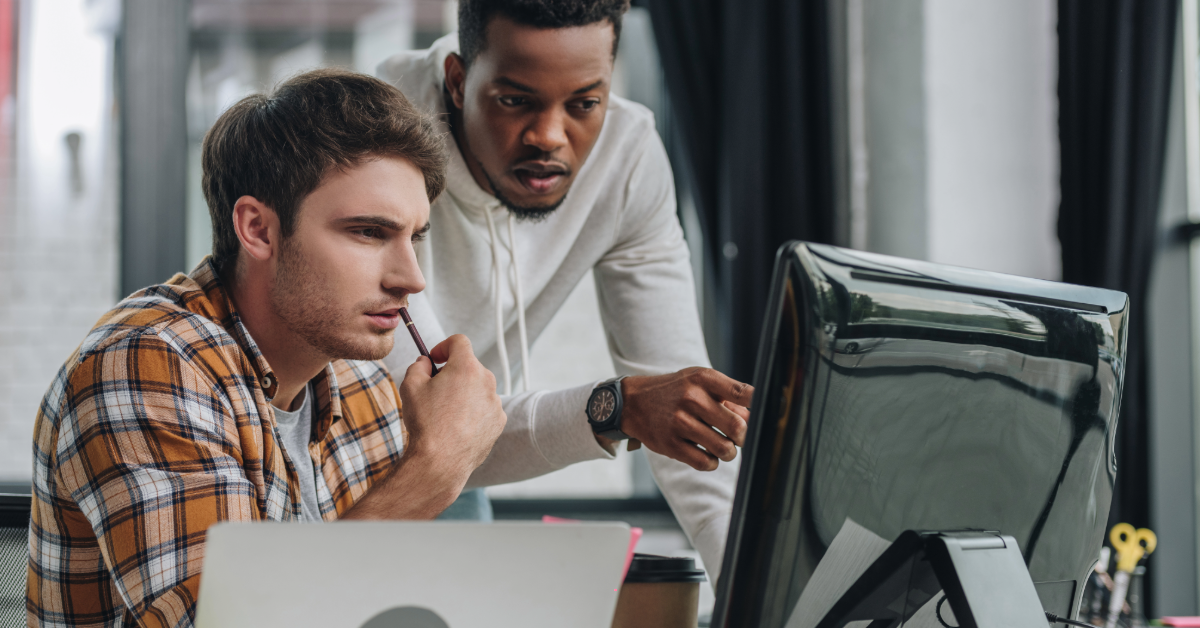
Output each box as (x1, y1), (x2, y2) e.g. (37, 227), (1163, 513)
(611, 554), (706, 628)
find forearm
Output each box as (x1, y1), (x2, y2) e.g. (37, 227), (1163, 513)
(463, 383), (615, 489)
(341, 447), (467, 520)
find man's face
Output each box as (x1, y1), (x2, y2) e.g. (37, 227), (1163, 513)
(270, 156), (430, 361)
(448, 16), (614, 218)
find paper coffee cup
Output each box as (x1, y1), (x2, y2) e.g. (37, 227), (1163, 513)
(611, 554), (707, 628)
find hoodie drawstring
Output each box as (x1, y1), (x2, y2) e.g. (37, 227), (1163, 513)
(481, 203), (531, 395)
(507, 213), (532, 391)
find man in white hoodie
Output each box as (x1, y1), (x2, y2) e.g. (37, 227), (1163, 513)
(378, 0), (750, 579)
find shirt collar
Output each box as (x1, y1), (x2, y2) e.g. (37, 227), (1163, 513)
(445, 130), (504, 214)
(188, 258), (346, 438)
(187, 257), (287, 406)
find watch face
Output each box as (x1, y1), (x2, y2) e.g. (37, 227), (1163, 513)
(589, 389), (617, 423)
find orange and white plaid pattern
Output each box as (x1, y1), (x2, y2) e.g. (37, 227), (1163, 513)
(26, 258), (407, 627)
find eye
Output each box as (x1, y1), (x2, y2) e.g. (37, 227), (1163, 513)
(499, 95), (528, 107)
(412, 230), (428, 243)
(353, 227), (382, 240)
(575, 98), (601, 112)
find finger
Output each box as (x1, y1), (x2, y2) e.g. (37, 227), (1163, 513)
(399, 355), (433, 399)
(674, 441), (720, 472)
(722, 401), (751, 422)
(429, 333), (471, 364)
(686, 392), (748, 447)
(700, 369), (754, 408)
(680, 413), (738, 462)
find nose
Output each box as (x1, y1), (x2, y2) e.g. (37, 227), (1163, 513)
(384, 239), (426, 297)
(523, 109), (568, 153)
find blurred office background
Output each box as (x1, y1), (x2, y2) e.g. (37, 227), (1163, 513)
(1, 0), (1198, 619)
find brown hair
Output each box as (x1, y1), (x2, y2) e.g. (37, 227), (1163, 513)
(202, 68), (446, 278)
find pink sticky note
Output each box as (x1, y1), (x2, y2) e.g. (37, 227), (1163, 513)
(541, 515), (644, 581)
(1163, 618), (1200, 627)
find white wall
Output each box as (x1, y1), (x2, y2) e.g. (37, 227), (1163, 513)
(924, 0), (1060, 280)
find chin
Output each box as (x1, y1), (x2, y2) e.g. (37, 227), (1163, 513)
(356, 335), (396, 362)
(498, 190), (569, 223)
(316, 332), (395, 362)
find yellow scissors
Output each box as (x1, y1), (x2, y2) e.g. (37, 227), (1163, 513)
(1110, 523), (1157, 572)
(1104, 523), (1157, 628)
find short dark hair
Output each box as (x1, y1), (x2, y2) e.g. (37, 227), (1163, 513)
(202, 68), (446, 278)
(458, 0), (631, 67)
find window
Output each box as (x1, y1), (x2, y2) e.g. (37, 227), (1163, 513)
(0, 0), (119, 487)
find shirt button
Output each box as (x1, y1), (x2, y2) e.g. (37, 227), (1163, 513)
(262, 374), (274, 388)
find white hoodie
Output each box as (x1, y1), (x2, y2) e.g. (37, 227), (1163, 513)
(378, 34), (738, 578)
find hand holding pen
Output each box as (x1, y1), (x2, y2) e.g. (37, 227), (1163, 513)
(399, 307), (438, 376)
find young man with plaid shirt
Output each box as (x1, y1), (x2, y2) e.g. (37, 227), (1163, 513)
(24, 70), (508, 627)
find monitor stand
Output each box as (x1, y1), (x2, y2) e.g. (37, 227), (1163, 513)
(815, 530), (1049, 628)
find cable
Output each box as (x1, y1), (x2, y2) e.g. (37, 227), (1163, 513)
(936, 596), (958, 628)
(933, 597), (1098, 628)
(1045, 612), (1101, 628)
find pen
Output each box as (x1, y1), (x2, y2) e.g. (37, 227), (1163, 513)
(398, 307), (439, 376)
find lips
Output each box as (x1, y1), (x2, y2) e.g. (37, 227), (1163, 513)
(365, 308), (401, 330)
(513, 162), (568, 196)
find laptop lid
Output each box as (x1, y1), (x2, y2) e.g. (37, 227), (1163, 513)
(195, 521), (632, 628)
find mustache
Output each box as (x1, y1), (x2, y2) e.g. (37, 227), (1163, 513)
(362, 295), (408, 315)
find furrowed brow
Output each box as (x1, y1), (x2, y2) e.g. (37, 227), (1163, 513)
(332, 215), (403, 230)
(494, 76), (536, 93)
(573, 80), (605, 94)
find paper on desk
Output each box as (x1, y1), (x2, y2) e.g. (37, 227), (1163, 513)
(784, 518), (892, 628)
(784, 518), (945, 628)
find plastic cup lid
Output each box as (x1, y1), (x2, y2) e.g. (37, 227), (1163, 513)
(623, 553), (708, 583)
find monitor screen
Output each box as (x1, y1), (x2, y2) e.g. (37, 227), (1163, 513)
(713, 243), (1128, 628)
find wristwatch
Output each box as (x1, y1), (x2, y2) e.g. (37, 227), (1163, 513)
(587, 376), (631, 440)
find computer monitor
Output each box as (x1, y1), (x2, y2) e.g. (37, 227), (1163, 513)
(713, 242), (1129, 628)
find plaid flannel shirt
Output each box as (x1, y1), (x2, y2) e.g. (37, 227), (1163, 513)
(27, 257), (408, 628)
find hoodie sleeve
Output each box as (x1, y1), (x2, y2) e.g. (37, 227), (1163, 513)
(592, 127), (739, 581)
(381, 293), (617, 488)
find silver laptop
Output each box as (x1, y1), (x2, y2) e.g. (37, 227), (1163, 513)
(195, 521), (632, 628)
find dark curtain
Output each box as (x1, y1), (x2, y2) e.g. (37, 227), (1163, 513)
(648, 0), (836, 383)
(1057, 0), (1177, 549)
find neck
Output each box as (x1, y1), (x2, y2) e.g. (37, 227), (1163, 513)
(227, 268), (327, 412)
(446, 89), (495, 195)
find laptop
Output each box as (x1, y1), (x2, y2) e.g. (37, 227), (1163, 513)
(195, 520), (632, 628)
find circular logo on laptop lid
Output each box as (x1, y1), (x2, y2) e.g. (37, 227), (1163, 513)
(360, 606), (450, 628)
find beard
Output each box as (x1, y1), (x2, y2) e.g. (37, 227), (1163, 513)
(271, 238), (396, 361)
(482, 168), (567, 223)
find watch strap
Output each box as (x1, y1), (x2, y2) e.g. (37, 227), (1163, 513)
(594, 427), (631, 441)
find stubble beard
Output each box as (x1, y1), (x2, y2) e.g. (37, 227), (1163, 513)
(482, 168), (567, 223)
(271, 239), (395, 362)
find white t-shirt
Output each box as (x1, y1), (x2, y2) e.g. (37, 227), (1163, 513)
(272, 384), (324, 522)
(378, 34), (739, 579)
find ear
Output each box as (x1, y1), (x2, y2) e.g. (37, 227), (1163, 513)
(231, 195), (279, 264)
(444, 53), (468, 111)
